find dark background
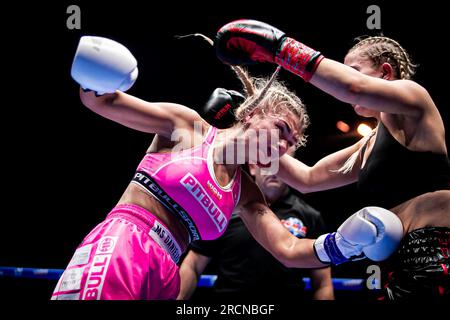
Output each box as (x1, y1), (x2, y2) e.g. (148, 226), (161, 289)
(0, 0), (448, 303)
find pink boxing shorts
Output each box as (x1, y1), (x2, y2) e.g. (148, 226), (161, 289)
(51, 203), (182, 300)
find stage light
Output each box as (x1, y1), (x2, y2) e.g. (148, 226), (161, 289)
(357, 123), (373, 137)
(336, 121), (350, 133)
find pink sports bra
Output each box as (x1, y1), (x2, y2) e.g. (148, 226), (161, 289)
(132, 126), (242, 241)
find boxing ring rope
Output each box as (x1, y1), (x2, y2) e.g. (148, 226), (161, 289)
(0, 266), (365, 291)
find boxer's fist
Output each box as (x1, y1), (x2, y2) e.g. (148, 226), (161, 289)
(215, 19), (324, 81)
(314, 207), (403, 265)
(215, 19), (286, 65)
(202, 88), (245, 129)
(71, 36), (138, 95)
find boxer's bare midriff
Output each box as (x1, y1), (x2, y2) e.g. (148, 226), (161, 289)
(390, 190), (450, 235)
(117, 182), (191, 253)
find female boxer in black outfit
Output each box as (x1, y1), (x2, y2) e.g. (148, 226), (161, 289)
(214, 19), (450, 300)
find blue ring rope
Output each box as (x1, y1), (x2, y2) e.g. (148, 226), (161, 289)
(0, 266), (365, 291)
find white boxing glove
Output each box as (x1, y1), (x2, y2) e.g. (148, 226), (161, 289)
(71, 36), (138, 95)
(314, 206), (403, 265)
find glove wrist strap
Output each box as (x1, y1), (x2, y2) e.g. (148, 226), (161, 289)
(275, 37), (324, 82)
(314, 233), (349, 265)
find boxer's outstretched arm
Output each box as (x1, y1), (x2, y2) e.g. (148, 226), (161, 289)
(72, 36), (202, 137)
(236, 173), (324, 268)
(309, 59), (428, 117)
(215, 20), (430, 117)
(236, 172), (403, 267)
(277, 139), (364, 193)
(80, 90), (202, 137)
(238, 200), (324, 268)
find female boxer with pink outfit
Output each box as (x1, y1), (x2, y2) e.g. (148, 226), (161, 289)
(51, 36), (402, 300)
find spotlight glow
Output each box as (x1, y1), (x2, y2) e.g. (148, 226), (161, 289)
(357, 123), (373, 137)
(336, 121), (350, 133)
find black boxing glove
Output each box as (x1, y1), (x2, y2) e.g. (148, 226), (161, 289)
(215, 19), (324, 81)
(202, 88), (245, 129)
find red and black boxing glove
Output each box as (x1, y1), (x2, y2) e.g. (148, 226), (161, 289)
(215, 19), (285, 65)
(215, 19), (324, 82)
(202, 88), (245, 129)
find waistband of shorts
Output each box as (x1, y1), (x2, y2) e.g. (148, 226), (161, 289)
(402, 227), (450, 246)
(392, 227), (450, 267)
(107, 203), (182, 263)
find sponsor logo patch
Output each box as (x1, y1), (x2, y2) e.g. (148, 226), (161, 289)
(149, 220), (182, 263)
(180, 173), (227, 232)
(68, 244), (92, 267)
(281, 216), (307, 238)
(81, 236), (117, 300)
(51, 292), (80, 300)
(95, 236), (117, 255)
(207, 180), (223, 200)
(59, 267), (84, 292)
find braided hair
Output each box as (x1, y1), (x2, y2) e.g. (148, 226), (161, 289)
(349, 36), (417, 80)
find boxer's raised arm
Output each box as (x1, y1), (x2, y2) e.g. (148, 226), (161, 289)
(72, 36), (202, 137)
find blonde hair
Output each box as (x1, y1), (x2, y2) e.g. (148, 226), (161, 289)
(334, 126), (378, 174)
(176, 33), (309, 149)
(335, 36), (417, 174)
(231, 66), (309, 148)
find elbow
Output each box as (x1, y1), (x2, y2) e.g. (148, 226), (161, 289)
(281, 258), (296, 268)
(273, 243), (298, 268)
(293, 185), (312, 195)
(279, 254), (298, 269)
(297, 173), (313, 194)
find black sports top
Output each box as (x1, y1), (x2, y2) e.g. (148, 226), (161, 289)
(357, 122), (450, 209)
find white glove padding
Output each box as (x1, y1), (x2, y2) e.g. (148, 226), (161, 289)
(71, 36), (138, 95)
(360, 207), (404, 261)
(314, 206), (403, 265)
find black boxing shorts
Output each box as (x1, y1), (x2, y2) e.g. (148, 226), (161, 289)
(378, 227), (449, 300)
